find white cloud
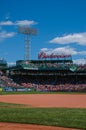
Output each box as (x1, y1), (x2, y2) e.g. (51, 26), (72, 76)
(78, 51), (86, 55)
(8, 62), (16, 66)
(40, 48), (48, 51)
(40, 46), (86, 56)
(40, 46), (77, 55)
(40, 48), (53, 55)
(49, 32), (86, 45)
(15, 20), (37, 26)
(0, 31), (16, 41)
(73, 59), (86, 65)
(0, 20), (37, 26)
(0, 21), (13, 26)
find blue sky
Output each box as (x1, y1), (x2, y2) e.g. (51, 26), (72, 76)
(0, 0), (86, 65)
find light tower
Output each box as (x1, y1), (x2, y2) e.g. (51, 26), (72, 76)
(18, 26), (37, 61)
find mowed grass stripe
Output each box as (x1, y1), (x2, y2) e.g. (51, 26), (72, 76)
(0, 102), (27, 108)
(0, 107), (86, 129)
(0, 91), (86, 95)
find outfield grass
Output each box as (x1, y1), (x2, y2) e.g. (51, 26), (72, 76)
(0, 102), (86, 129)
(0, 102), (27, 108)
(0, 91), (86, 95)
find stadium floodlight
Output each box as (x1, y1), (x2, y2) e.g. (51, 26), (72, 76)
(18, 26), (37, 61)
(19, 26), (37, 35)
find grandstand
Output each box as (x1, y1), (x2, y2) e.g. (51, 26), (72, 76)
(0, 53), (85, 92)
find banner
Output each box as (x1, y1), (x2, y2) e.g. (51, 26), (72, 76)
(38, 51), (71, 59)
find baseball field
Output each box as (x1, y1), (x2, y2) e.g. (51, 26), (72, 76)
(0, 92), (86, 130)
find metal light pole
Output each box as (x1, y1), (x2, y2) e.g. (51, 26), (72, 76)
(18, 26), (37, 61)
